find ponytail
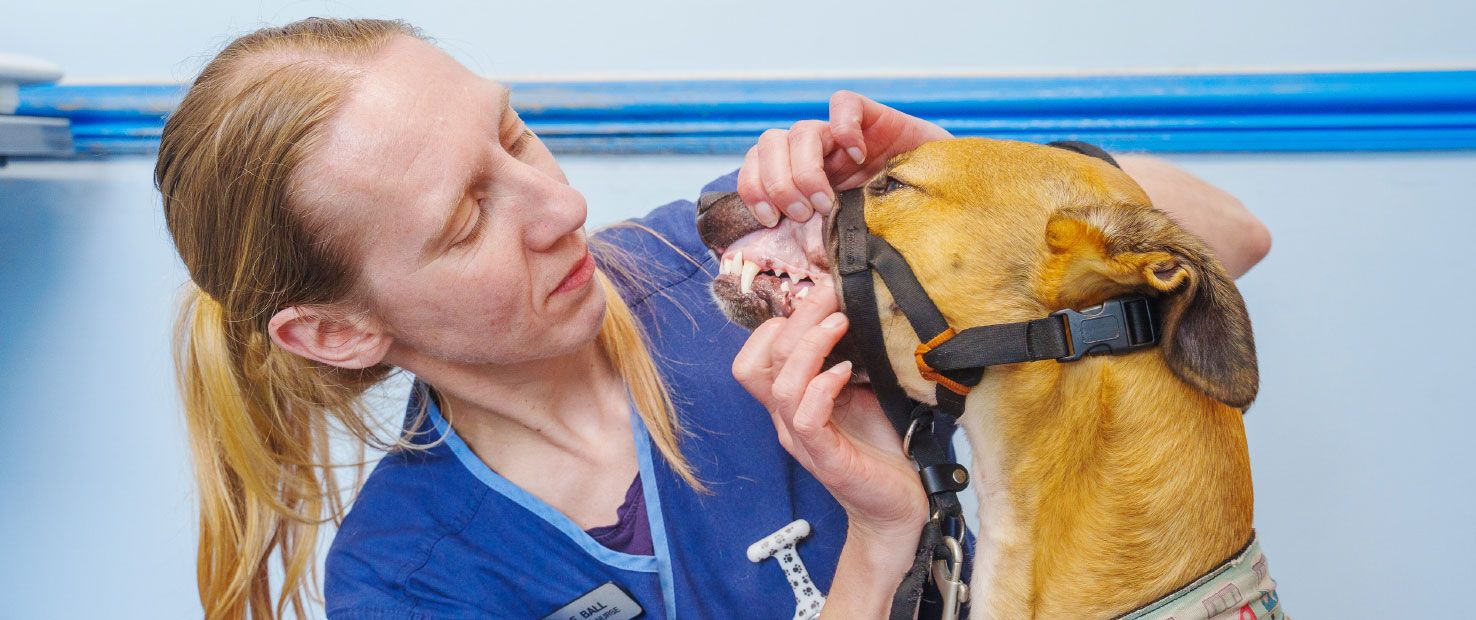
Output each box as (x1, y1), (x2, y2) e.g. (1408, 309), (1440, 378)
(175, 286), (390, 619)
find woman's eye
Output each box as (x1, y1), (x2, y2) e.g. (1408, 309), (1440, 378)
(453, 203), (486, 247)
(507, 127), (533, 157)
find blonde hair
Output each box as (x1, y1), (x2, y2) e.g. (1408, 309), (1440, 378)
(157, 18), (699, 620)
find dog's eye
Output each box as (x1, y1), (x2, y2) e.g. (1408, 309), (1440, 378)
(869, 175), (909, 195)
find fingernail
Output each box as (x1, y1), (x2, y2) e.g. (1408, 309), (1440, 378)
(753, 201), (780, 227)
(809, 192), (833, 214)
(828, 360), (853, 375)
(846, 147), (865, 165)
(820, 312), (845, 328)
(784, 202), (811, 221)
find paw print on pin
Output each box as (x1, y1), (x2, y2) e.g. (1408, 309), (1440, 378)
(747, 519), (825, 620)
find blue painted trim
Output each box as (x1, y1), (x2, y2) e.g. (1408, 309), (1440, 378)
(16, 70), (1476, 155)
(425, 395), (660, 574)
(631, 407), (678, 619)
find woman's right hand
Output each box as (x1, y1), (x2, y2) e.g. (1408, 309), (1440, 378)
(735, 90), (953, 227)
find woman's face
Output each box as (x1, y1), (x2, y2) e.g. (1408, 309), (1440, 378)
(297, 35), (604, 367)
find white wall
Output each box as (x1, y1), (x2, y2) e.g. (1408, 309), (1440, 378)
(4, 0), (1474, 81)
(2, 1), (1474, 618)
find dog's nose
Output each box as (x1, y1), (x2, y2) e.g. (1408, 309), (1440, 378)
(697, 191), (729, 215)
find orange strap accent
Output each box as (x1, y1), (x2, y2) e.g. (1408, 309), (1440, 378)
(914, 328), (972, 396)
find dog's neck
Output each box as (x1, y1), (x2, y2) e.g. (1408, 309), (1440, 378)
(959, 351), (1254, 620)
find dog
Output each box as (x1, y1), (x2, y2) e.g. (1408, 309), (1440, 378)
(697, 138), (1282, 619)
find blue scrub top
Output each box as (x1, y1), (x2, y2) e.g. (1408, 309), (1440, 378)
(324, 171), (962, 619)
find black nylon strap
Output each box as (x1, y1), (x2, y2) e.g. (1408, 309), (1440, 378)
(838, 189), (918, 437)
(868, 238), (953, 343)
(866, 227), (986, 419)
(923, 316), (1071, 372)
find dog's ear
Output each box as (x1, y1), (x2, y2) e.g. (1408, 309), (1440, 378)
(1044, 203), (1258, 409)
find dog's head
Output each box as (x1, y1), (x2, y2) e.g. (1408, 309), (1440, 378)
(698, 138), (1257, 409)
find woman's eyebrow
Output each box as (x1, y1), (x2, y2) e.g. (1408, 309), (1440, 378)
(419, 88), (512, 259)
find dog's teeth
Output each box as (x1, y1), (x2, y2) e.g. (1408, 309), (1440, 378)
(775, 268), (786, 280)
(719, 257), (731, 275)
(740, 260), (760, 294)
(797, 286), (809, 299)
(780, 280), (791, 292)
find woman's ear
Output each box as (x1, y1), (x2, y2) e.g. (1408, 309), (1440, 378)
(1044, 203), (1259, 409)
(267, 306), (393, 370)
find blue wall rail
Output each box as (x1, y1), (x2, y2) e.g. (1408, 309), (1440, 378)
(16, 70), (1476, 155)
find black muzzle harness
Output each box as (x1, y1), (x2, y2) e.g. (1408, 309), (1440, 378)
(831, 142), (1163, 620)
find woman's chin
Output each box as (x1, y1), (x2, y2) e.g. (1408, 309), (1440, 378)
(559, 282), (610, 347)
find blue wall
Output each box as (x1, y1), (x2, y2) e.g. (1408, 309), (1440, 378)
(2, 1), (1474, 618)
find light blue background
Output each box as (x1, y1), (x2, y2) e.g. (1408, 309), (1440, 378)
(3, 1), (1474, 618)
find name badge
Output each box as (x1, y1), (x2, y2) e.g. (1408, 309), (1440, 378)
(541, 582), (644, 620)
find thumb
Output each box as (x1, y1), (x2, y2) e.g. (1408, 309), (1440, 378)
(790, 361), (855, 480)
(828, 90), (868, 166)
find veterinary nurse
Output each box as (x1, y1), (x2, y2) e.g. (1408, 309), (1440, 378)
(157, 18), (1269, 620)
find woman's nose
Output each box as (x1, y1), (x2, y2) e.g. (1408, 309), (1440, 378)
(520, 171), (588, 251)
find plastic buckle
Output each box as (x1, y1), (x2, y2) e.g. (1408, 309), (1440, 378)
(1051, 295), (1158, 362)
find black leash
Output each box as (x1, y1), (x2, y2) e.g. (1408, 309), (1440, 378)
(831, 142), (1162, 620)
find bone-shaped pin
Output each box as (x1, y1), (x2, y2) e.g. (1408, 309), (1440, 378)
(747, 519), (825, 620)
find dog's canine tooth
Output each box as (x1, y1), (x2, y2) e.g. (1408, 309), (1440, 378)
(741, 260), (760, 293)
(796, 286), (809, 299)
(780, 280), (791, 292)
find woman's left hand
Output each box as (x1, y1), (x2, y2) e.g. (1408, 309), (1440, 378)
(731, 282), (929, 538)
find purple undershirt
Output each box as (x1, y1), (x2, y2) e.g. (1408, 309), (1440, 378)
(584, 474), (654, 556)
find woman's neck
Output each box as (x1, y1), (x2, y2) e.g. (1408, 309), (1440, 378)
(428, 341), (631, 456)
(407, 339), (642, 530)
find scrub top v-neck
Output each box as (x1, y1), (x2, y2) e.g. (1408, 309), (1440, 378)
(323, 171), (965, 619)
(426, 390), (678, 617)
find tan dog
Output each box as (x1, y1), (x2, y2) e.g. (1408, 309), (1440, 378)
(698, 138), (1277, 619)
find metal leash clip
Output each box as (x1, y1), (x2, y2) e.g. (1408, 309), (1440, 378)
(931, 533), (969, 620)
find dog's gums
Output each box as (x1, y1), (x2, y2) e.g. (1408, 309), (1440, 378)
(708, 210), (833, 325)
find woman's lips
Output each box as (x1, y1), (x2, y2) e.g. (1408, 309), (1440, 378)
(553, 251), (596, 295)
